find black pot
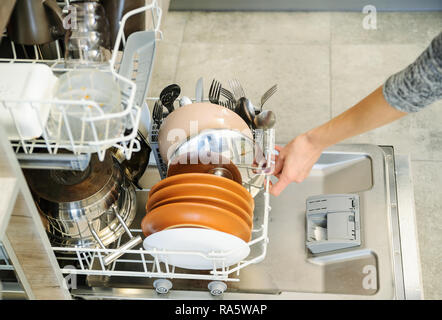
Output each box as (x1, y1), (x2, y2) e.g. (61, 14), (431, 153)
(100, 0), (146, 50)
(7, 0), (65, 45)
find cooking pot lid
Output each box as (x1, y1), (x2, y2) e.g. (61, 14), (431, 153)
(24, 152), (116, 203)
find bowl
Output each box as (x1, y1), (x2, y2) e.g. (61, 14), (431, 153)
(158, 103), (253, 162)
(46, 70), (123, 152)
(149, 195), (252, 227)
(141, 202), (252, 242)
(149, 173), (253, 212)
(146, 182), (253, 216)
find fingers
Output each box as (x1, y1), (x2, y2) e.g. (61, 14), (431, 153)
(269, 174), (291, 197)
(274, 145), (283, 153)
(272, 146), (285, 176)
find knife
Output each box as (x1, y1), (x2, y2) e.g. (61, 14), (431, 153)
(196, 77), (203, 103)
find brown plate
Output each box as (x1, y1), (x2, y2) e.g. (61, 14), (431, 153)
(149, 173), (254, 211)
(149, 195), (253, 227)
(141, 202), (252, 242)
(146, 182), (253, 217)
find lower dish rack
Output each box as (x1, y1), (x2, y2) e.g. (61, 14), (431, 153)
(52, 121), (275, 296)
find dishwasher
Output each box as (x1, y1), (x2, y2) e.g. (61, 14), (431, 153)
(60, 144), (422, 300)
(0, 1), (423, 300)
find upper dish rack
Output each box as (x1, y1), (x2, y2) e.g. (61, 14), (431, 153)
(0, 1), (162, 170)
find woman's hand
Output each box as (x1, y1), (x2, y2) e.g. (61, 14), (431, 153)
(269, 86), (408, 196)
(269, 133), (324, 196)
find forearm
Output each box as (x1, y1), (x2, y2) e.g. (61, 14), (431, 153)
(305, 85), (407, 150)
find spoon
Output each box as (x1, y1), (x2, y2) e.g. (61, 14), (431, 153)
(253, 110), (276, 129)
(235, 97), (255, 127)
(159, 84), (181, 114)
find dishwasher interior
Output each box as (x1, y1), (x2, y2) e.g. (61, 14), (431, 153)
(0, 0), (423, 300)
(64, 144), (423, 300)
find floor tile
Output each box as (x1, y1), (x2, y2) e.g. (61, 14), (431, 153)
(147, 11), (189, 98)
(148, 10), (442, 299)
(410, 160), (442, 299)
(174, 43), (330, 142)
(183, 11), (331, 45)
(148, 41), (181, 97)
(331, 44), (442, 160)
(160, 11), (190, 44)
(331, 12), (442, 45)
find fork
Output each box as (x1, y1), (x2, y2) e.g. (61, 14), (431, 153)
(208, 79), (222, 104)
(220, 87), (236, 103)
(229, 79), (246, 100)
(219, 100), (235, 111)
(152, 100), (163, 127)
(259, 84), (277, 111)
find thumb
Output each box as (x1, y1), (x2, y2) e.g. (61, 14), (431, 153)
(270, 174), (291, 197)
(274, 145), (284, 153)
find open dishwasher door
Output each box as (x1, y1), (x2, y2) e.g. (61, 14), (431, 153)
(71, 144), (424, 300)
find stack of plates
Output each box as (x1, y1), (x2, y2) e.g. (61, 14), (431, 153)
(141, 173), (254, 270)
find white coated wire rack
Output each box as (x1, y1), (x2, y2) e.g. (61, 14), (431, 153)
(0, 1), (162, 165)
(0, 243), (13, 272)
(52, 127), (275, 289)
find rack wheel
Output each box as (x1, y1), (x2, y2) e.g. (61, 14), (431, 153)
(208, 281), (227, 296)
(153, 279), (172, 294)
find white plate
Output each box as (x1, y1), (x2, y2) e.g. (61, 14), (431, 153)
(143, 228), (250, 270)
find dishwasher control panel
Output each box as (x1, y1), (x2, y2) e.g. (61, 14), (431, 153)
(306, 194), (361, 254)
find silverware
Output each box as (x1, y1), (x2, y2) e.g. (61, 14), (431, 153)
(226, 99), (236, 111)
(259, 84), (277, 111)
(112, 130), (151, 190)
(235, 97), (255, 127)
(253, 110), (276, 129)
(160, 84), (181, 114)
(220, 87), (236, 103)
(196, 77), (204, 103)
(229, 78), (246, 100)
(219, 100), (233, 111)
(152, 100), (163, 127)
(208, 79), (222, 104)
(219, 100), (234, 111)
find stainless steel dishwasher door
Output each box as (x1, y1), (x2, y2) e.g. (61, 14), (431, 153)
(71, 144), (423, 300)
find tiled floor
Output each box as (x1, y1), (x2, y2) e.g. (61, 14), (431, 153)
(149, 11), (442, 299)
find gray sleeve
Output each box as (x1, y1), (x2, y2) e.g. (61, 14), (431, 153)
(383, 31), (442, 113)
